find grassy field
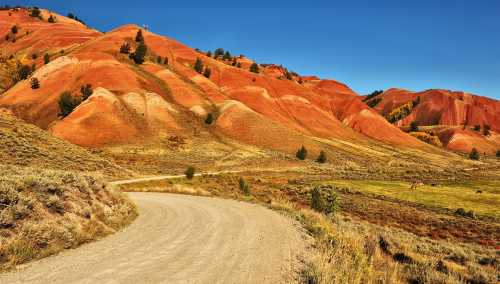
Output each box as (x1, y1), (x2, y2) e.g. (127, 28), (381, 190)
(319, 180), (500, 219)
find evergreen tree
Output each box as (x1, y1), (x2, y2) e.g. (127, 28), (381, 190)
(58, 91), (80, 117)
(310, 187), (325, 213)
(232, 57), (237, 66)
(32, 53), (38, 59)
(205, 113), (214, 124)
(17, 65), (32, 81)
(236, 62), (242, 68)
(250, 62), (259, 73)
(30, 7), (40, 18)
(496, 150), (500, 158)
(135, 29), (144, 42)
(133, 41), (147, 64)
(469, 147), (480, 160)
(203, 67), (211, 78)
(409, 121), (418, 132)
(48, 15), (55, 23)
(194, 58), (203, 73)
(206, 51), (212, 57)
(30, 77), (40, 89)
(316, 150), (327, 163)
(483, 125), (490, 136)
(67, 13), (75, 19)
(164, 57), (168, 65)
(473, 125), (481, 131)
(214, 48), (224, 58)
(157, 56), (162, 64)
(223, 51), (231, 60)
(296, 146), (307, 160)
(285, 69), (293, 80)
(44, 53), (50, 64)
(185, 166), (195, 180)
(80, 84), (93, 100)
(120, 42), (131, 54)
(11, 25), (17, 34)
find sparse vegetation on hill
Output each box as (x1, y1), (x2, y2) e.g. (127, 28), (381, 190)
(362, 90), (383, 102)
(239, 177), (251, 195)
(409, 131), (442, 147)
(11, 25), (17, 34)
(16, 64), (32, 81)
(409, 121), (418, 132)
(203, 67), (211, 78)
(135, 29), (144, 42)
(29, 7), (41, 18)
(213, 48), (224, 58)
(386, 97), (420, 123)
(48, 14), (55, 23)
(296, 146), (307, 160)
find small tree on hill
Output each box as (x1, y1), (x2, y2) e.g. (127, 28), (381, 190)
(31, 63), (36, 73)
(185, 166), (195, 180)
(250, 62), (259, 73)
(17, 64), (32, 81)
(232, 57), (237, 66)
(30, 77), (40, 89)
(4, 34), (9, 41)
(194, 58), (203, 73)
(296, 146), (307, 160)
(157, 56), (162, 64)
(120, 42), (131, 54)
(316, 150), (327, 163)
(214, 48), (224, 58)
(164, 57), (168, 65)
(44, 53), (50, 64)
(409, 121), (418, 132)
(311, 187), (325, 213)
(236, 62), (241, 68)
(48, 15), (55, 23)
(239, 177), (251, 195)
(469, 147), (479, 160)
(30, 7), (40, 18)
(11, 25), (17, 34)
(473, 125), (481, 131)
(206, 50), (212, 57)
(132, 41), (147, 64)
(58, 91), (80, 117)
(203, 67), (211, 78)
(67, 13), (75, 19)
(223, 51), (231, 60)
(483, 125), (490, 136)
(135, 29), (144, 42)
(324, 190), (340, 215)
(496, 150), (500, 158)
(80, 84), (93, 100)
(205, 113), (214, 125)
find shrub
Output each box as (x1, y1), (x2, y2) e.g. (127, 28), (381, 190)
(222, 51), (231, 60)
(236, 62), (241, 68)
(324, 190), (340, 215)
(157, 56), (162, 64)
(4, 34), (9, 41)
(205, 113), (214, 125)
(316, 150), (327, 163)
(58, 91), (80, 117)
(135, 29), (144, 42)
(232, 57), (237, 66)
(17, 64), (32, 81)
(296, 146), (307, 160)
(29, 7), (40, 18)
(132, 41), (147, 64)
(164, 57), (168, 65)
(203, 67), (211, 78)
(310, 186), (324, 213)
(409, 121), (418, 132)
(473, 125), (481, 131)
(194, 58), (203, 73)
(496, 150), (500, 157)
(239, 178), (251, 195)
(469, 148), (479, 160)
(31, 64), (36, 73)
(44, 53), (50, 64)
(249, 62), (259, 73)
(455, 208), (475, 218)
(11, 25), (18, 34)
(67, 13), (75, 19)
(311, 187), (340, 215)
(30, 77), (40, 89)
(48, 15), (55, 23)
(80, 84), (93, 100)
(206, 50), (212, 57)
(31, 53), (38, 59)
(184, 166), (195, 180)
(119, 42), (130, 54)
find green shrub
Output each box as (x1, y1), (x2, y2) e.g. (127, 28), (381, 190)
(473, 125), (481, 131)
(58, 91), (80, 118)
(497, 150), (500, 158)
(135, 29), (144, 42)
(214, 48), (224, 58)
(311, 187), (339, 215)
(29, 7), (40, 18)
(311, 186), (325, 213)
(17, 65), (32, 81)
(296, 146), (307, 160)
(206, 51), (212, 57)
(366, 97), (381, 108)
(194, 58), (203, 73)
(222, 51), (231, 60)
(239, 178), (251, 195)
(67, 13), (75, 19)
(324, 190), (340, 215)
(11, 25), (17, 34)
(132, 41), (147, 64)
(184, 166), (195, 180)
(30, 77), (40, 89)
(203, 67), (211, 78)
(205, 113), (214, 125)
(43, 53), (50, 64)
(48, 15), (55, 23)
(469, 148), (479, 160)
(250, 63), (259, 73)
(409, 121), (418, 132)
(316, 150), (327, 163)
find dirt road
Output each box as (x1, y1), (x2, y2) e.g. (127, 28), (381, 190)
(0, 193), (309, 283)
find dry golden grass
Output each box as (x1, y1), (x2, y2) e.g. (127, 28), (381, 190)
(0, 165), (138, 271)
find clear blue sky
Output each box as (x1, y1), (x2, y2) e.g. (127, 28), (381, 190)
(8, 0), (500, 99)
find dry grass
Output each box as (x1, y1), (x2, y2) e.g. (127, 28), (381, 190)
(0, 165), (138, 271)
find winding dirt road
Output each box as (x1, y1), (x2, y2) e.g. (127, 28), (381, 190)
(0, 193), (309, 284)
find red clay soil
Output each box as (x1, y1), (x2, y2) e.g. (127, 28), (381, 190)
(0, 9), (495, 156)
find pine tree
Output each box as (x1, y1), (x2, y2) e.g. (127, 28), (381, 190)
(135, 29), (144, 42)
(194, 58), (203, 73)
(206, 51), (212, 57)
(214, 48), (224, 58)
(133, 41), (147, 64)
(250, 62), (259, 73)
(59, 91), (81, 117)
(296, 146), (307, 160)
(205, 113), (214, 124)
(409, 121), (418, 132)
(67, 13), (75, 19)
(11, 25), (17, 34)
(185, 166), (195, 180)
(48, 15), (55, 23)
(316, 150), (327, 163)
(30, 7), (41, 18)
(44, 53), (50, 64)
(30, 77), (40, 89)
(232, 57), (237, 66)
(310, 187), (325, 213)
(157, 56), (162, 64)
(223, 51), (231, 60)
(469, 148), (480, 160)
(203, 67), (211, 78)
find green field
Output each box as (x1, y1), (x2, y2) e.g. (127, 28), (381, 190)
(320, 180), (500, 218)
